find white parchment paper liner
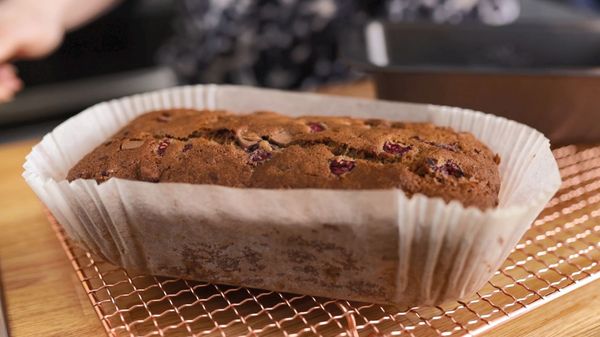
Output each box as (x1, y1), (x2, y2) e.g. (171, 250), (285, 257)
(23, 85), (561, 306)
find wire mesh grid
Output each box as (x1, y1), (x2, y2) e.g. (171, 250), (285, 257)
(47, 144), (600, 337)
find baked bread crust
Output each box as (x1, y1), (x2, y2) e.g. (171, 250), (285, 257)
(67, 109), (501, 208)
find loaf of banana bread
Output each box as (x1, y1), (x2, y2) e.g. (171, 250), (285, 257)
(67, 109), (501, 208)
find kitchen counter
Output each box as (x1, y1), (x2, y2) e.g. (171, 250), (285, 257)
(1, 82), (600, 336)
(0, 140), (104, 337)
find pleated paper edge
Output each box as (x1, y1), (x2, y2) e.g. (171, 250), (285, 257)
(22, 85), (562, 305)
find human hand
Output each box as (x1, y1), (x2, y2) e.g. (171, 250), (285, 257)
(0, 1), (65, 101)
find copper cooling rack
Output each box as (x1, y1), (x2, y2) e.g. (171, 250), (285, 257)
(49, 145), (600, 337)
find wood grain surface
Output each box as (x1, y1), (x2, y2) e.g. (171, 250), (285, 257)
(0, 82), (598, 336)
(0, 140), (104, 337)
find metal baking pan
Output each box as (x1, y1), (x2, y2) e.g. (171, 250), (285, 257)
(343, 21), (600, 145)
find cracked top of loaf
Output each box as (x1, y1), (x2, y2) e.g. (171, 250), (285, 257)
(67, 109), (501, 209)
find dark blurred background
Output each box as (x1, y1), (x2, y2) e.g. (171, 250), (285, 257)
(0, 0), (598, 143)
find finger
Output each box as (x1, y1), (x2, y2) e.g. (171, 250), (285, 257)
(0, 86), (16, 102)
(0, 65), (21, 87)
(0, 81), (19, 100)
(0, 63), (14, 72)
(0, 79), (21, 102)
(0, 64), (17, 77)
(0, 64), (23, 101)
(0, 31), (19, 63)
(4, 75), (22, 91)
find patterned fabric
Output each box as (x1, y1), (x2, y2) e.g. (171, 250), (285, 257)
(159, 0), (520, 89)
